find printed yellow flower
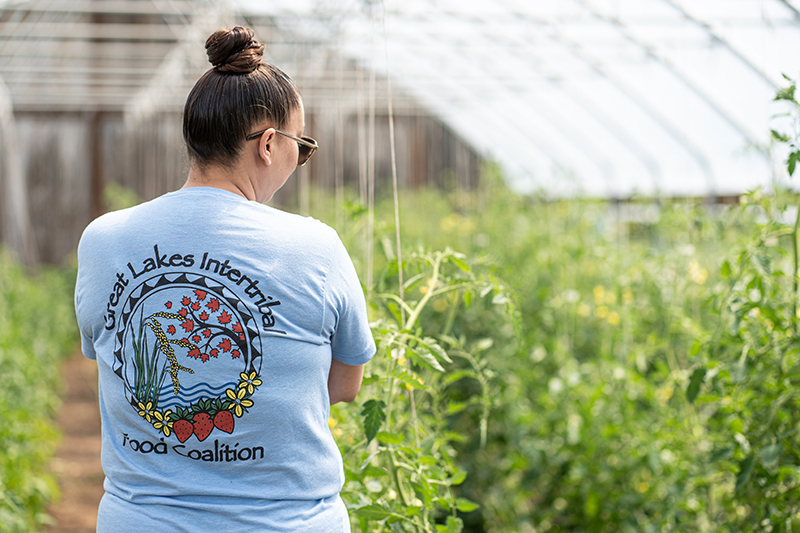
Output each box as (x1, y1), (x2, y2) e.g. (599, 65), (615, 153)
(137, 401), (154, 423)
(226, 387), (255, 417)
(238, 371), (263, 395)
(153, 409), (173, 436)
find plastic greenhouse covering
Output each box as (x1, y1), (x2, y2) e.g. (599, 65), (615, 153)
(3, 0), (800, 198)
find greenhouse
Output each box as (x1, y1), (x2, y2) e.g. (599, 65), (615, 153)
(1, 0), (800, 532)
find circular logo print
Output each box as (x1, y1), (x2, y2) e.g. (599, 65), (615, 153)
(113, 272), (263, 443)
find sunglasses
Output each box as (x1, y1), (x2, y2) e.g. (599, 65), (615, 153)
(246, 128), (318, 167)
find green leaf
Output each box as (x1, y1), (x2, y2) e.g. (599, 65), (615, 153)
(686, 366), (706, 403)
(361, 374), (381, 386)
(775, 84), (797, 103)
(690, 340), (702, 356)
(455, 497), (479, 512)
(721, 260), (731, 278)
(376, 431), (404, 445)
(420, 336), (453, 363)
(437, 516), (465, 532)
(355, 504), (393, 519)
(395, 371), (427, 390)
(788, 151), (799, 176)
(408, 345), (445, 372)
(449, 255), (471, 272)
(448, 469), (467, 486)
(361, 399), (386, 444)
(735, 454), (755, 490)
(404, 505), (422, 516)
(771, 129), (791, 143)
(759, 443), (781, 467)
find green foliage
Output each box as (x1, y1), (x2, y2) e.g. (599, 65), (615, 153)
(0, 251), (78, 532)
(306, 155), (798, 531)
(330, 245), (516, 532)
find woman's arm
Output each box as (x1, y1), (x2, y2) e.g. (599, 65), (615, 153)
(328, 359), (365, 405)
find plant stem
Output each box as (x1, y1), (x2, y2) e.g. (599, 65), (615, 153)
(794, 204), (800, 333)
(404, 254), (442, 331)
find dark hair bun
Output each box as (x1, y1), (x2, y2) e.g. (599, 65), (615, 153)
(206, 26), (264, 74)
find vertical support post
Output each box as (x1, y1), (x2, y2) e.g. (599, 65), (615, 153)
(90, 111), (105, 218)
(0, 77), (37, 266)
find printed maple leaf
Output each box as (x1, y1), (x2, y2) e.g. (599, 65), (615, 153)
(187, 348), (201, 359)
(231, 350), (241, 359)
(200, 352), (210, 363)
(194, 289), (207, 300)
(202, 328), (212, 338)
(181, 296), (191, 306)
(210, 348), (219, 359)
(199, 311), (209, 321)
(191, 301), (201, 311)
(192, 335), (201, 343)
(207, 298), (220, 312)
(218, 338), (231, 352)
(178, 308), (188, 318)
(218, 310), (232, 324)
(165, 301), (172, 309)
(181, 320), (194, 333)
(232, 322), (243, 334)
(167, 325), (176, 335)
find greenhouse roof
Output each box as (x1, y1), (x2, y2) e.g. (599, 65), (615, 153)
(2, 0), (800, 198)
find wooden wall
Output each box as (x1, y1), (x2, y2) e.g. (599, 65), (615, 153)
(0, 109), (482, 265)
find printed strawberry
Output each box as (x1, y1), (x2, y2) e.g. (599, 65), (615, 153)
(173, 420), (194, 443)
(193, 412), (213, 441)
(213, 410), (235, 434)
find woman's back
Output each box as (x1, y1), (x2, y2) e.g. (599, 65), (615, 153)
(75, 187), (374, 532)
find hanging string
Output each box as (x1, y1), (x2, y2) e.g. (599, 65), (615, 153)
(366, 4), (377, 297)
(380, 0), (404, 323)
(380, 0), (418, 448)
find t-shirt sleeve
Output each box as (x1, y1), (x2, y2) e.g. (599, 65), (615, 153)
(325, 235), (376, 366)
(74, 226), (98, 361)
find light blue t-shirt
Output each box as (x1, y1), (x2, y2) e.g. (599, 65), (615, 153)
(74, 187), (376, 532)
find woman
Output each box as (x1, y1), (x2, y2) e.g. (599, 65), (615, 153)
(74, 26), (375, 532)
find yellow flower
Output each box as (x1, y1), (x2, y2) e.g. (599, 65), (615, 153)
(328, 417), (338, 429)
(689, 260), (708, 285)
(607, 311), (620, 326)
(153, 410), (173, 436)
(577, 303), (591, 317)
(238, 371), (263, 395)
(595, 305), (609, 319)
(593, 285), (606, 305)
(622, 289), (634, 305)
(137, 401), (154, 423)
(226, 387), (255, 417)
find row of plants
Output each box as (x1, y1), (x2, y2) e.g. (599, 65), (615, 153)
(0, 253), (78, 532)
(311, 80), (800, 532)
(320, 181), (798, 532)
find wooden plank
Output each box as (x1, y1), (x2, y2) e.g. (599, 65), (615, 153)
(0, 22), (181, 41)
(0, 40), (177, 58)
(2, 0), (198, 16)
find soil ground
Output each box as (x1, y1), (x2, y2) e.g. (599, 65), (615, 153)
(43, 352), (104, 533)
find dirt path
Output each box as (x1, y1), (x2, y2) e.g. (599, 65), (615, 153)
(44, 352), (104, 533)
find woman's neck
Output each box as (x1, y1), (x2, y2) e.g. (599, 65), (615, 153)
(183, 164), (258, 202)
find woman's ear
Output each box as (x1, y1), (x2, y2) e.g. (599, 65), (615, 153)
(257, 128), (276, 166)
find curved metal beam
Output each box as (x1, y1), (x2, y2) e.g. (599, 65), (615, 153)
(501, 6), (716, 193)
(660, 0), (779, 90)
(575, 0), (768, 157)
